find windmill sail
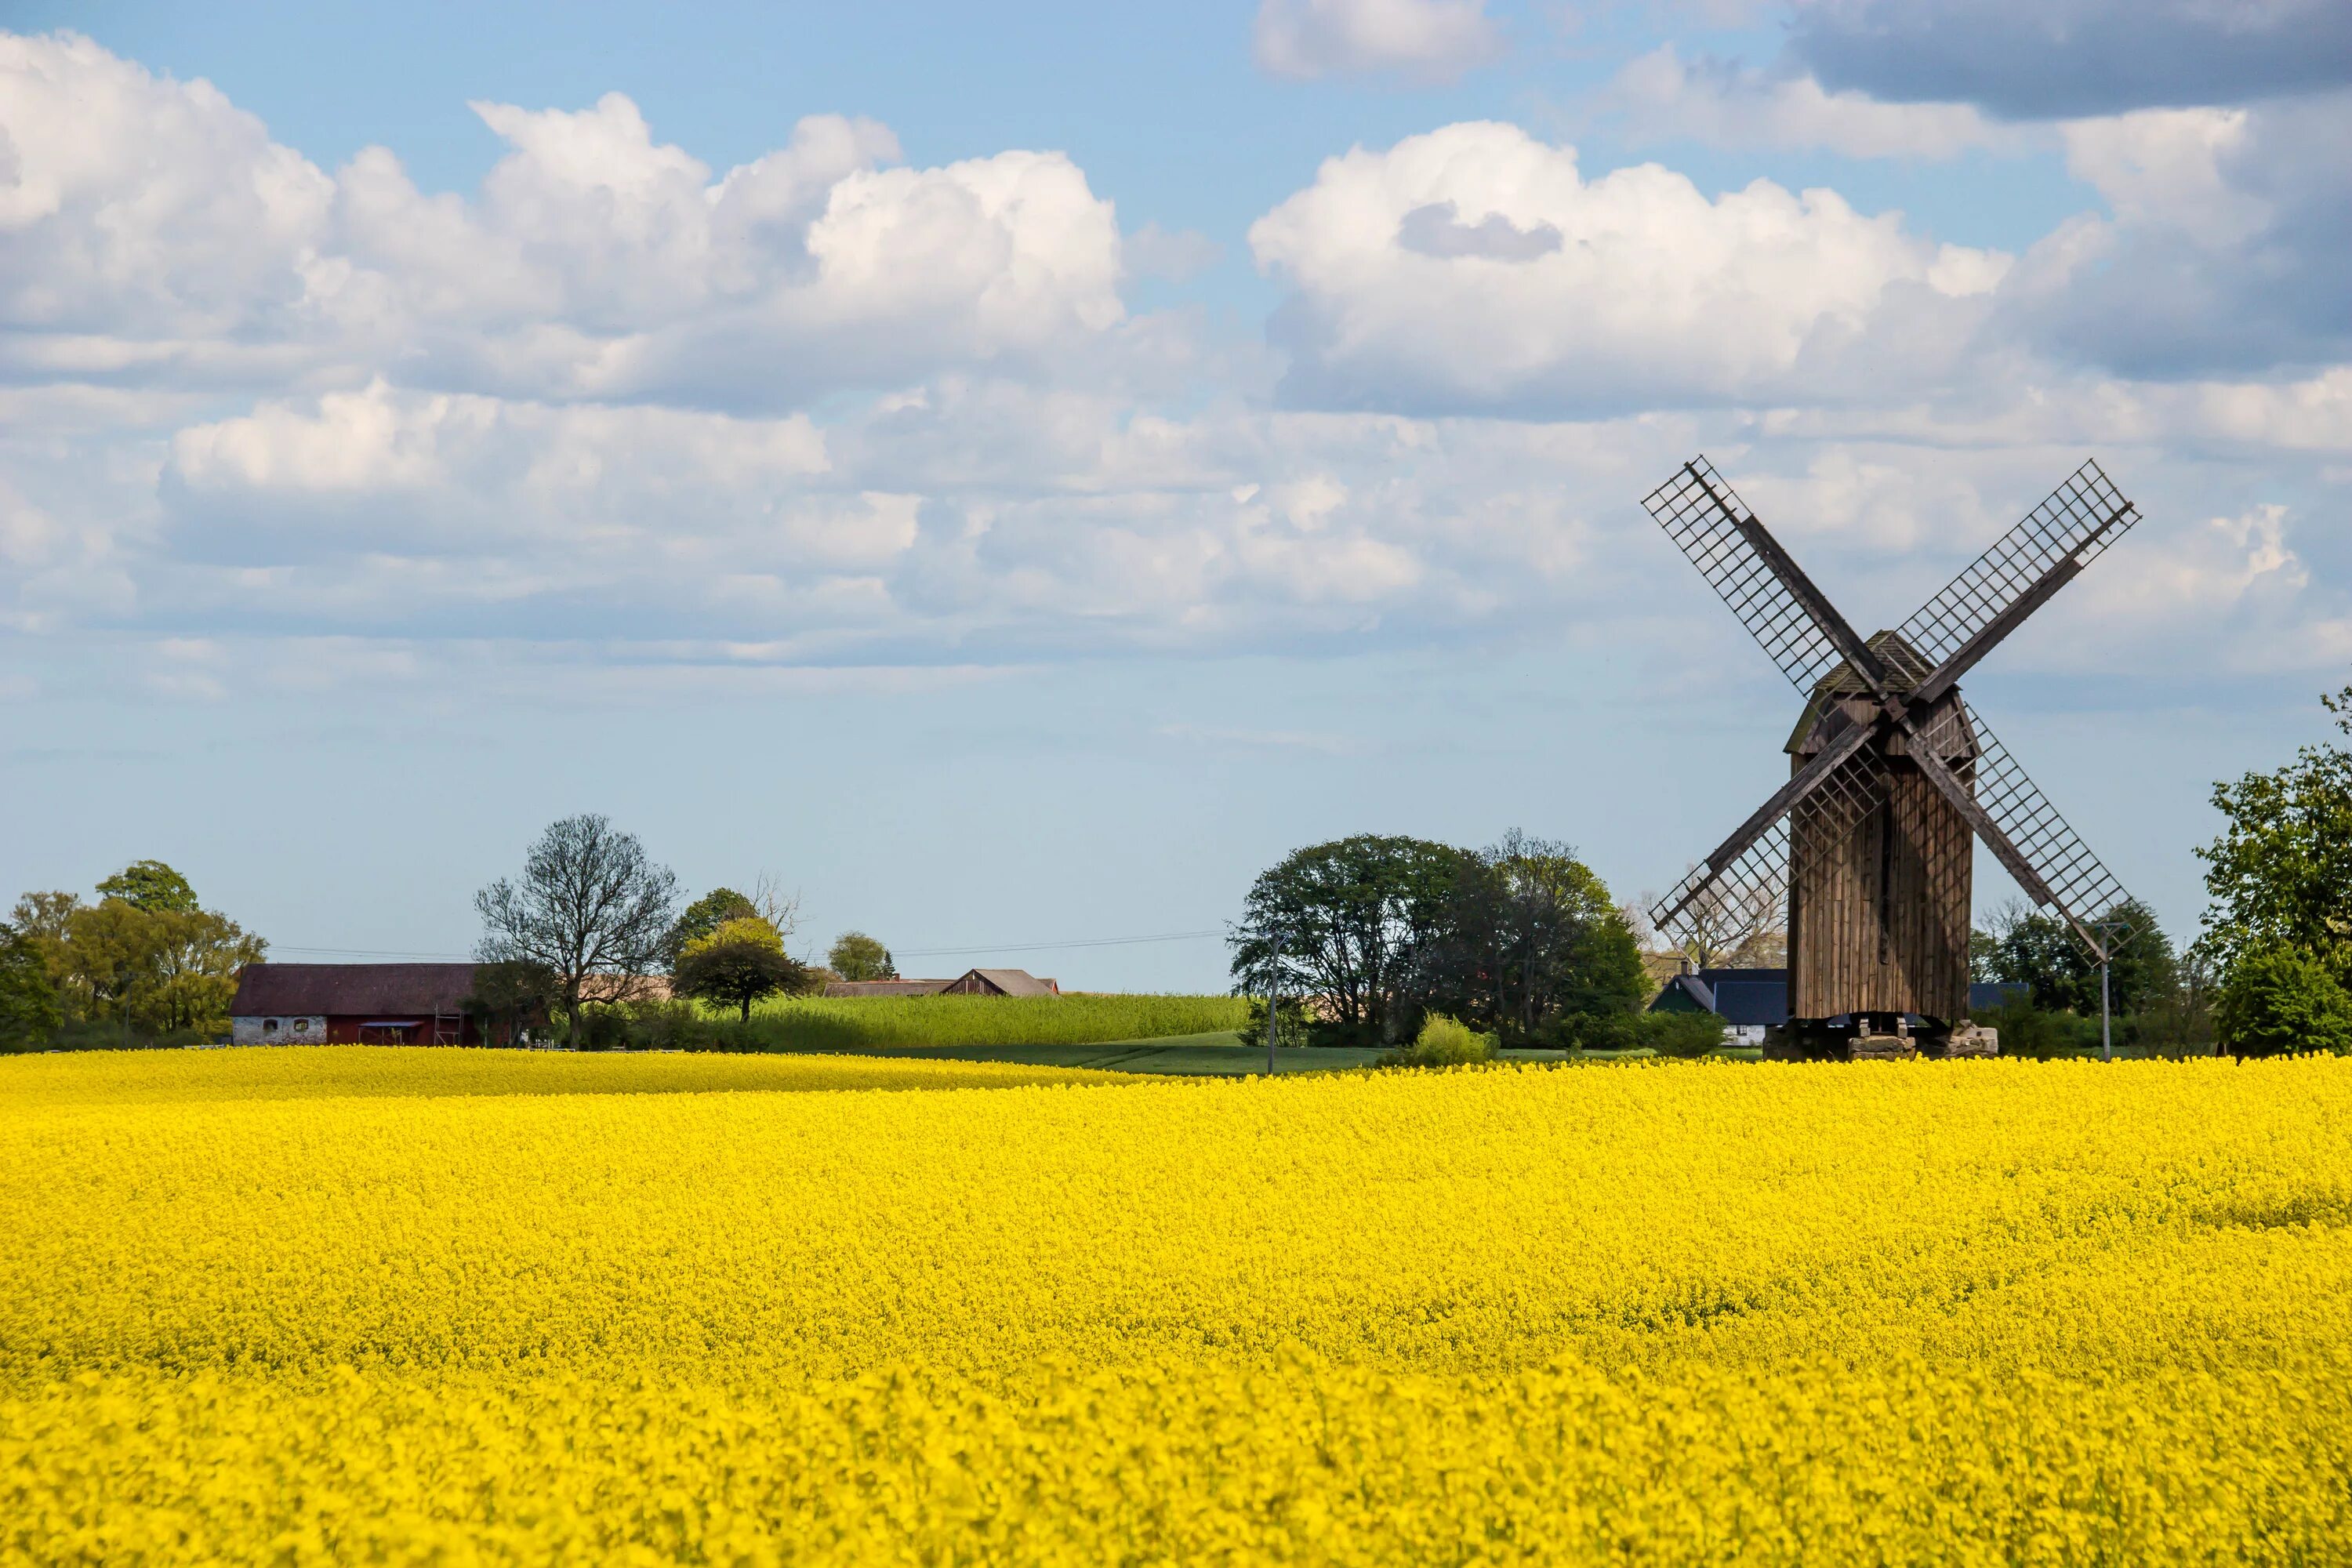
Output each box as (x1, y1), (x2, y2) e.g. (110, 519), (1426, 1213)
(1643, 457), (1859, 694)
(1962, 713), (2134, 956)
(1897, 461), (2140, 673)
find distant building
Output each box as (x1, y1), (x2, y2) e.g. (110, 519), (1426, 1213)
(1651, 965), (1788, 1044)
(1650, 967), (2027, 1044)
(821, 967), (1059, 1000)
(230, 963), (482, 1046)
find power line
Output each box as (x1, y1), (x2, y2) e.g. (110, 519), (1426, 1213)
(895, 929), (1225, 957)
(267, 929), (1230, 962)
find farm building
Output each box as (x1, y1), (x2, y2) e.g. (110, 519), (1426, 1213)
(230, 963), (484, 1046)
(821, 967), (1059, 999)
(1651, 965), (2032, 1043)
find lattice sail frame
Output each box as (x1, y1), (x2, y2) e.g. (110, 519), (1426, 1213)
(1647, 457), (2143, 964)
(1644, 458), (1848, 692)
(1898, 460), (2140, 668)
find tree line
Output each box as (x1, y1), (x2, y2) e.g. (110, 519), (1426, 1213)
(1227, 830), (1654, 1050)
(1, 862), (265, 1048)
(468, 814), (903, 1044)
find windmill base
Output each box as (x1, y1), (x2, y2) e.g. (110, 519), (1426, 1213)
(1762, 1014), (1999, 1062)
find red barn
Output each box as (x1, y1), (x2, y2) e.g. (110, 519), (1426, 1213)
(229, 963), (483, 1045)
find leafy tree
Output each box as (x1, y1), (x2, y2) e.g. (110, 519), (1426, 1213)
(1229, 835), (1472, 1044)
(2195, 697), (2352, 983)
(9, 892), (79, 1018)
(145, 908), (265, 1033)
(673, 916), (814, 1022)
(65, 898), (164, 1040)
(96, 860), (198, 915)
(1425, 832), (1646, 1043)
(828, 931), (897, 982)
(662, 887), (758, 971)
(474, 815), (680, 1034)
(2215, 946), (2352, 1058)
(1978, 897), (2176, 1015)
(0, 923), (62, 1050)
(463, 960), (561, 1047)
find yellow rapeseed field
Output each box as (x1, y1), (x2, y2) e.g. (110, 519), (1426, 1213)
(5, 1047), (2351, 1565)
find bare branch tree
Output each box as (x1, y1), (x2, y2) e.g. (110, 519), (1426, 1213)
(474, 815), (679, 1033)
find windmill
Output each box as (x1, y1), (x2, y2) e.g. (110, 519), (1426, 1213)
(1643, 456), (2142, 1059)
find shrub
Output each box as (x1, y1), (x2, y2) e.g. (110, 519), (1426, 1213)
(1547, 1009), (1726, 1058)
(2216, 946), (2352, 1058)
(1384, 1014), (1495, 1069)
(1237, 996), (1311, 1051)
(1647, 1011), (1729, 1059)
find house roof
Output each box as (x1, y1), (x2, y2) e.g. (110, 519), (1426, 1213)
(1708, 978), (1789, 1028)
(230, 963), (479, 1017)
(822, 978), (953, 998)
(962, 967), (1058, 996)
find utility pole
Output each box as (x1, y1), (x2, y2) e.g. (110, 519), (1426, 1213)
(2100, 954), (2112, 1062)
(1267, 982), (1279, 1076)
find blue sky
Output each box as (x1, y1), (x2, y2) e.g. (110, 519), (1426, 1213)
(3, 0), (2348, 987)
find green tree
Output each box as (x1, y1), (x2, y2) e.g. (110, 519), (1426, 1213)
(1425, 831), (1646, 1043)
(0, 922), (62, 1050)
(475, 815), (680, 1034)
(2215, 946), (2352, 1058)
(1979, 897), (2176, 1015)
(827, 931), (897, 982)
(673, 916), (815, 1022)
(9, 892), (80, 1019)
(463, 960), (561, 1047)
(2195, 695), (2352, 982)
(662, 887), (759, 971)
(96, 860), (198, 914)
(1229, 835), (1472, 1044)
(64, 898), (164, 1041)
(145, 908), (266, 1033)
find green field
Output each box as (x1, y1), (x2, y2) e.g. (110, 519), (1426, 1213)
(724, 992), (1250, 1053)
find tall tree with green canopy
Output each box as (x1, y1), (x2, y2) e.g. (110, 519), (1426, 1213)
(673, 917), (815, 1021)
(1229, 834), (1475, 1045)
(0, 923), (62, 1049)
(827, 931), (897, 982)
(1421, 831), (1647, 1043)
(661, 887), (759, 971)
(96, 860), (198, 914)
(2196, 690), (2352, 983)
(1980, 897), (2177, 1015)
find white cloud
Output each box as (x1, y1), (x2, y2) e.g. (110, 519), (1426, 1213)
(0, 31), (1125, 408)
(1603, 45), (2024, 160)
(1249, 122), (2010, 415)
(1254, 0), (1501, 82)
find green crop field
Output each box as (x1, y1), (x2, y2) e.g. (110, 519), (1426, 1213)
(724, 993), (1250, 1054)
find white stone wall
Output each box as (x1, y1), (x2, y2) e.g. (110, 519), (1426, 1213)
(230, 1014), (327, 1045)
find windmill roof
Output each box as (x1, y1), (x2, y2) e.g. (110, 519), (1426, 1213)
(1784, 630), (1973, 757)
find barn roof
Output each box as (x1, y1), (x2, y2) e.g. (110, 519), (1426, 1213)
(822, 978), (953, 998)
(230, 963), (479, 1017)
(963, 967), (1059, 996)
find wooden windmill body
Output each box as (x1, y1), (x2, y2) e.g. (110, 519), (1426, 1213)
(1784, 634), (1974, 1025)
(1642, 458), (2143, 1056)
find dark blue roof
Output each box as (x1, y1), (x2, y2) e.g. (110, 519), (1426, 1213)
(1709, 979), (1788, 1027)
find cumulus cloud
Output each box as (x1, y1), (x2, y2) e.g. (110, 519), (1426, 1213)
(0, 32), (1124, 408)
(1788, 0), (2352, 118)
(1254, 0), (1501, 82)
(1998, 93), (2352, 376)
(1250, 122), (2009, 416)
(1602, 45), (2027, 159)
